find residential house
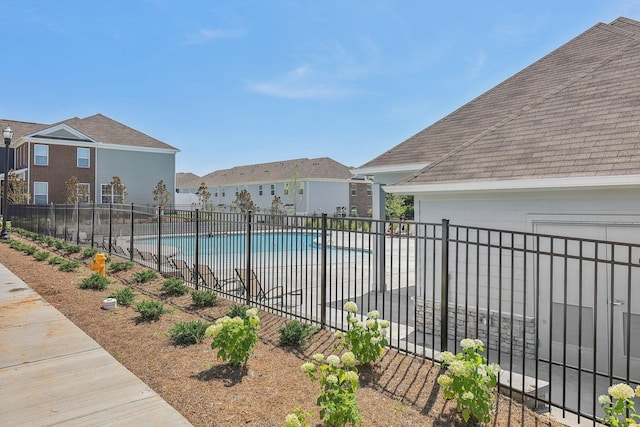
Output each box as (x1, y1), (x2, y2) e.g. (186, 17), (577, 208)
(0, 114), (179, 206)
(177, 157), (370, 216)
(354, 17), (640, 371)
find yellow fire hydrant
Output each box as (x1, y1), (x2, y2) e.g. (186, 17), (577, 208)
(90, 253), (107, 277)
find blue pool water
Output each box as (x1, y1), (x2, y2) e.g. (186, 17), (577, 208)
(138, 231), (320, 257)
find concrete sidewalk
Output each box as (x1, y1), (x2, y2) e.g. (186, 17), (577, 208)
(0, 263), (192, 426)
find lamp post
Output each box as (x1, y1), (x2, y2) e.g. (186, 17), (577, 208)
(0, 125), (13, 239)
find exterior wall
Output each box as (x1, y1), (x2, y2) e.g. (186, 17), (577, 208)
(205, 180), (349, 215)
(29, 143), (95, 204)
(414, 187), (640, 240)
(349, 181), (372, 217)
(96, 148), (175, 206)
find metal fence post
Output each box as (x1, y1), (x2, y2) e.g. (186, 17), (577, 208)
(157, 205), (162, 266)
(130, 203), (135, 262)
(245, 210), (252, 305)
(194, 209), (200, 290)
(321, 213), (328, 328)
(90, 203), (95, 248)
(441, 218), (450, 352)
(108, 203), (113, 255)
(75, 204), (80, 244)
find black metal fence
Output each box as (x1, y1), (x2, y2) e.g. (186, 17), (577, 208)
(8, 203), (640, 424)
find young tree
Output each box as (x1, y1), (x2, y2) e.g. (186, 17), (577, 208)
(6, 170), (29, 204)
(152, 179), (171, 207)
(65, 176), (91, 205)
(286, 166), (304, 213)
(195, 182), (211, 208)
(109, 176), (127, 203)
(234, 189), (255, 212)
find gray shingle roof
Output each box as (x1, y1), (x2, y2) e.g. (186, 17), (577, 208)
(1, 114), (177, 151)
(362, 17), (640, 186)
(178, 157), (352, 188)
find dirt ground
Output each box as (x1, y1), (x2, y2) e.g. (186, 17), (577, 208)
(0, 234), (569, 426)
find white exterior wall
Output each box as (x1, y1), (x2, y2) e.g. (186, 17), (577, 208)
(415, 187), (640, 241)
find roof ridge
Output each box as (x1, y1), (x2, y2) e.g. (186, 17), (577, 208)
(406, 31), (640, 183)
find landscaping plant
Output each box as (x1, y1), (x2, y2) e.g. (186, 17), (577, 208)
(107, 260), (135, 273)
(108, 287), (135, 306)
(191, 289), (218, 307)
(81, 248), (99, 259)
(133, 269), (158, 283)
(437, 338), (501, 424)
(279, 320), (318, 347)
(599, 383), (640, 426)
(57, 259), (82, 272)
(206, 307), (260, 366)
(78, 273), (110, 290)
(135, 300), (168, 321)
(159, 277), (189, 296)
(168, 320), (212, 345)
(33, 250), (50, 261)
(334, 301), (389, 365)
(285, 408), (313, 427)
(301, 352), (361, 426)
(225, 304), (250, 319)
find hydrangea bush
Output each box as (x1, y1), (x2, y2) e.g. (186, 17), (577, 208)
(300, 352), (361, 426)
(599, 383), (640, 426)
(206, 307), (260, 366)
(437, 338), (501, 424)
(334, 301), (389, 365)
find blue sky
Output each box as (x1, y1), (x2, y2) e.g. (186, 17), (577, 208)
(2, 1), (639, 176)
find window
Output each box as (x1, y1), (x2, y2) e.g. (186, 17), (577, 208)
(298, 184), (303, 195)
(77, 148), (90, 168)
(235, 187), (239, 196)
(214, 188), (218, 198)
(351, 184), (356, 196)
(270, 184), (275, 196)
(284, 183), (289, 196)
(34, 182), (48, 204)
(258, 185), (263, 196)
(34, 144), (49, 166)
(101, 183), (125, 203)
(366, 184), (372, 196)
(78, 183), (90, 203)
(222, 188), (226, 197)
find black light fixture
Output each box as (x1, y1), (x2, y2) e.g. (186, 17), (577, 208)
(1, 125), (13, 239)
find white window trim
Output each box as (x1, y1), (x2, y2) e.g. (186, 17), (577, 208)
(34, 144), (49, 166)
(77, 147), (90, 168)
(33, 181), (48, 204)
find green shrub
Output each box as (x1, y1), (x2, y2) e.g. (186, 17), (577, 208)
(64, 244), (81, 254)
(48, 256), (64, 265)
(78, 273), (110, 290)
(58, 259), (82, 272)
(279, 320), (318, 347)
(81, 248), (99, 259)
(191, 290), (218, 308)
(108, 287), (135, 306)
(107, 261), (135, 273)
(135, 300), (168, 321)
(53, 240), (65, 250)
(168, 320), (212, 345)
(22, 244), (38, 255)
(133, 269), (159, 283)
(44, 237), (57, 247)
(159, 278), (189, 296)
(207, 307), (260, 366)
(33, 250), (50, 261)
(225, 304), (250, 319)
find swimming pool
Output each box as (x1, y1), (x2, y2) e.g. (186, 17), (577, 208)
(138, 231), (321, 257)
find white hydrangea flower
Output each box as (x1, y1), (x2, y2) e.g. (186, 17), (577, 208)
(348, 316), (359, 324)
(439, 351), (455, 364)
(370, 337), (380, 345)
(341, 352), (357, 367)
(598, 394), (612, 406)
(368, 310), (380, 319)
(245, 307), (258, 318)
(249, 315), (260, 328)
(462, 391), (474, 401)
(609, 383), (635, 400)
(366, 319), (376, 329)
(356, 321), (364, 329)
(437, 374), (453, 387)
(312, 353), (324, 363)
(285, 413), (301, 427)
(334, 331), (343, 339)
(344, 301), (358, 313)
(636, 385), (640, 397)
(327, 355), (340, 367)
(487, 363), (501, 376)
(448, 360), (468, 377)
(205, 323), (224, 338)
(326, 374), (338, 384)
(232, 316), (244, 325)
(345, 370), (359, 384)
(379, 319), (390, 328)
(474, 339), (484, 348)
(460, 338), (476, 349)
(216, 316), (231, 324)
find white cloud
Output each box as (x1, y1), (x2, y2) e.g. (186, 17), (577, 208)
(246, 65), (356, 99)
(185, 28), (245, 45)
